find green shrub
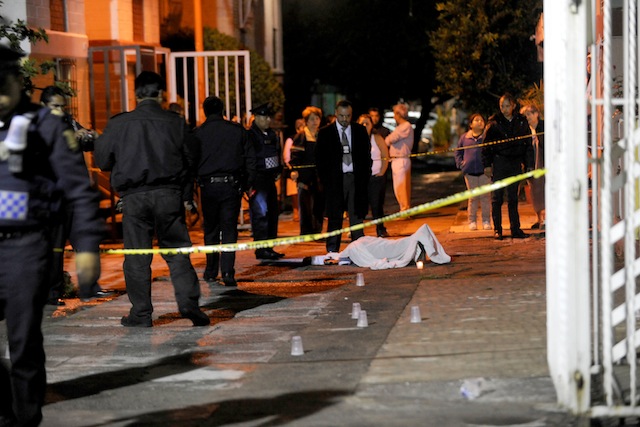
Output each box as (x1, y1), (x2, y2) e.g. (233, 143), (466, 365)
(203, 28), (284, 115)
(431, 106), (452, 149)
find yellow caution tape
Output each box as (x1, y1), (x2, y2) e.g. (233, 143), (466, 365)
(99, 169), (546, 256)
(286, 132), (543, 168)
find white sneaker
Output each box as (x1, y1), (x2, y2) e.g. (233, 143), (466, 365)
(468, 222), (477, 231)
(483, 222), (492, 230)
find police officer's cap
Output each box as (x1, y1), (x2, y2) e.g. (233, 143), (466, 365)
(250, 102), (273, 117)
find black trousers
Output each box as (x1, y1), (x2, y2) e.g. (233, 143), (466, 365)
(121, 188), (201, 321)
(48, 203), (73, 300)
(200, 181), (241, 278)
(0, 229), (49, 426)
(326, 173), (364, 253)
(298, 182), (324, 235)
(368, 174), (387, 236)
(491, 172), (521, 233)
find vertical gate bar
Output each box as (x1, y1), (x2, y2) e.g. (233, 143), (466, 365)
(104, 48), (111, 120)
(204, 55), (210, 100)
(214, 56), (220, 98)
(624, 0), (638, 406)
(224, 56), (230, 117)
(194, 54), (200, 124)
(119, 49), (128, 112)
(244, 52), (252, 127)
(234, 55), (241, 122)
(168, 53), (177, 104)
(601, 0), (615, 407)
(590, 39), (601, 368)
(182, 56), (189, 124)
(88, 48), (96, 130)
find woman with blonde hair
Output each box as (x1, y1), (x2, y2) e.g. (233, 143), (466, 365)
(290, 106), (325, 235)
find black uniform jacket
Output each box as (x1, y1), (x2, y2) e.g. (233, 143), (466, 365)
(94, 99), (198, 200)
(482, 112), (533, 178)
(0, 96), (103, 252)
(194, 114), (256, 191)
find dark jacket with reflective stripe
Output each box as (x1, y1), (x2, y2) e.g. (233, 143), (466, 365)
(0, 96), (103, 252)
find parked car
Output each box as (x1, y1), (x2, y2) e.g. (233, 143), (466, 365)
(383, 110), (437, 152)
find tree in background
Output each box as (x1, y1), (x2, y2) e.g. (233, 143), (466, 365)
(203, 28), (284, 115)
(430, 0), (542, 116)
(0, 1), (52, 94)
(518, 82), (544, 117)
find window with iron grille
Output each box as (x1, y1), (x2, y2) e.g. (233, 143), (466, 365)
(55, 58), (79, 119)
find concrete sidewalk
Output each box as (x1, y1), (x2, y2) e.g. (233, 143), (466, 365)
(5, 170), (583, 426)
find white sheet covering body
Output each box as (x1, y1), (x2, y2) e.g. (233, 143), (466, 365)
(337, 224), (451, 270)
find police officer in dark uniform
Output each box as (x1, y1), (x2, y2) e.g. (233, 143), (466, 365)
(248, 103), (285, 260)
(95, 71), (209, 328)
(0, 43), (102, 426)
(39, 85), (112, 305)
(195, 96), (256, 286)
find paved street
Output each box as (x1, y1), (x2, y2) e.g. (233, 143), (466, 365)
(2, 165), (584, 426)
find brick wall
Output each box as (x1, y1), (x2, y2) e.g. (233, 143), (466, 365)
(27, 0), (50, 29)
(85, 0), (114, 40)
(66, 0), (87, 34)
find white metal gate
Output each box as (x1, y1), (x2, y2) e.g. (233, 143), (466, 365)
(590, 0), (640, 418)
(167, 50), (252, 126)
(546, 0), (640, 418)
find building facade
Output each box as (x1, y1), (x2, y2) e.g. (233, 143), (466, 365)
(1, 0), (282, 129)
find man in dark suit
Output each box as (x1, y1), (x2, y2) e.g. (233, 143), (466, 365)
(315, 100), (372, 253)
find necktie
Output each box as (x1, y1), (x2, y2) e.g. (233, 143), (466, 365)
(341, 129), (352, 165)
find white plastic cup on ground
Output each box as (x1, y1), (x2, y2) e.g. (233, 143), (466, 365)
(291, 336), (304, 356)
(355, 272), (365, 287)
(351, 302), (361, 319)
(410, 306), (422, 323)
(357, 310), (368, 327)
(460, 377), (486, 400)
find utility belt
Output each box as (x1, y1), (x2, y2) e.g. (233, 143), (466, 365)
(0, 226), (41, 241)
(199, 174), (238, 185)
